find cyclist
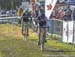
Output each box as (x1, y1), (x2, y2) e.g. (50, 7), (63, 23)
(22, 10), (30, 40)
(37, 13), (48, 51)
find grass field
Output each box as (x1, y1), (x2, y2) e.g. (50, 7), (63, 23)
(0, 24), (75, 57)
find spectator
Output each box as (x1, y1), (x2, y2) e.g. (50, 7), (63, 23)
(63, 5), (72, 21)
(17, 7), (23, 25)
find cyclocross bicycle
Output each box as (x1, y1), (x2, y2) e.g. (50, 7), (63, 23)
(22, 22), (29, 40)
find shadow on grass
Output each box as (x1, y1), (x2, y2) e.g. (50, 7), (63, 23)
(30, 39), (38, 42)
(44, 48), (75, 53)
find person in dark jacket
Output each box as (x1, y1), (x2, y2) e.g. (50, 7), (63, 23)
(63, 5), (72, 21)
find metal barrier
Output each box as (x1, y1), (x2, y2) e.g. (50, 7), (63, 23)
(0, 16), (20, 24)
(47, 19), (63, 41)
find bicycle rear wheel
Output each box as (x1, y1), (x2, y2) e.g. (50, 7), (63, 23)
(22, 22), (29, 41)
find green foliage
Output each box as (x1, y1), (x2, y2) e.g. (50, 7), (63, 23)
(0, 0), (22, 10)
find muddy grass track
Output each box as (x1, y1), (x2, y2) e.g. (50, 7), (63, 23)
(0, 24), (75, 57)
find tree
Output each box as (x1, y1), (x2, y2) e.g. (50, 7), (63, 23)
(0, 0), (22, 10)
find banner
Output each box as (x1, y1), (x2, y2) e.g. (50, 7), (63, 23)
(63, 21), (74, 43)
(62, 21), (68, 42)
(73, 21), (75, 43)
(45, 0), (57, 19)
(22, 2), (29, 10)
(68, 21), (73, 43)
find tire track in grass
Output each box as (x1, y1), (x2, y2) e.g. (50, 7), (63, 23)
(28, 29), (74, 57)
(26, 39), (71, 57)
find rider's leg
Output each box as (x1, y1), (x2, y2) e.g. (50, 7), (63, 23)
(27, 23), (29, 37)
(38, 28), (41, 46)
(42, 28), (47, 43)
(24, 22), (28, 40)
(22, 22), (26, 40)
(44, 28), (47, 43)
(22, 22), (24, 35)
(41, 28), (45, 51)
